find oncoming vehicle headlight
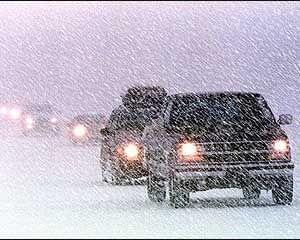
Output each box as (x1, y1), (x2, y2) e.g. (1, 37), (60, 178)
(72, 124), (87, 138)
(177, 142), (202, 162)
(0, 106), (8, 115)
(25, 116), (34, 125)
(9, 108), (22, 120)
(25, 116), (34, 129)
(50, 117), (58, 123)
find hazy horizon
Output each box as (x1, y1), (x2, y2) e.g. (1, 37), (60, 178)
(0, 2), (299, 120)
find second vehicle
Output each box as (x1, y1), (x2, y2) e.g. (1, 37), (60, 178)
(21, 103), (62, 136)
(100, 86), (168, 185)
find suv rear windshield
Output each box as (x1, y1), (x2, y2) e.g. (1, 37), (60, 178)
(168, 93), (276, 130)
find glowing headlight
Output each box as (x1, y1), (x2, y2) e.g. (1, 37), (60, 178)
(25, 116), (34, 129)
(50, 117), (58, 123)
(0, 106), (8, 115)
(273, 139), (289, 153)
(124, 143), (139, 160)
(181, 143), (198, 156)
(72, 124), (87, 138)
(25, 116), (34, 125)
(9, 108), (22, 120)
(178, 142), (202, 162)
(26, 123), (34, 129)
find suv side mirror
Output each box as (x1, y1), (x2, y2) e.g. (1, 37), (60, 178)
(278, 114), (293, 125)
(100, 127), (110, 136)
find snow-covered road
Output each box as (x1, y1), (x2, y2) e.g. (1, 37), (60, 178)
(0, 132), (299, 238)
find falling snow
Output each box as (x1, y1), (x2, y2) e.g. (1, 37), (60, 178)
(0, 1), (299, 238)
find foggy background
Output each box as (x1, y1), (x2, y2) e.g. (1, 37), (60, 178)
(0, 1), (299, 122)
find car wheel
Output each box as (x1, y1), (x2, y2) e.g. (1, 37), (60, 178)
(272, 175), (293, 205)
(147, 174), (166, 203)
(242, 186), (261, 200)
(169, 178), (190, 208)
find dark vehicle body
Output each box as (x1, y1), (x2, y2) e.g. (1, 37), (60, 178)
(143, 92), (294, 208)
(67, 113), (106, 145)
(100, 86), (167, 184)
(21, 104), (61, 136)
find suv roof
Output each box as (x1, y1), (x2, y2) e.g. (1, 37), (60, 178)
(169, 91), (263, 100)
(122, 86), (167, 108)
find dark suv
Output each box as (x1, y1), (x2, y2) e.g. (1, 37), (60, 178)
(143, 92), (294, 208)
(100, 86), (167, 184)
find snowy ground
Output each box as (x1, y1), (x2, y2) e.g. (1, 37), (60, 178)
(0, 124), (299, 238)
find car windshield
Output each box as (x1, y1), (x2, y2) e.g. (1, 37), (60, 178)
(168, 94), (276, 130)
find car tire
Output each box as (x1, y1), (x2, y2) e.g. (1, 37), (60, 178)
(169, 178), (190, 208)
(272, 175), (293, 205)
(242, 186), (261, 200)
(147, 174), (166, 203)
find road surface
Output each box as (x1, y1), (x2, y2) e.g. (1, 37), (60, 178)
(0, 130), (299, 238)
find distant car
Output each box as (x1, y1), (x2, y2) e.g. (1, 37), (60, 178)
(67, 113), (107, 145)
(0, 102), (23, 121)
(100, 86), (167, 185)
(21, 104), (62, 136)
(143, 91), (294, 208)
